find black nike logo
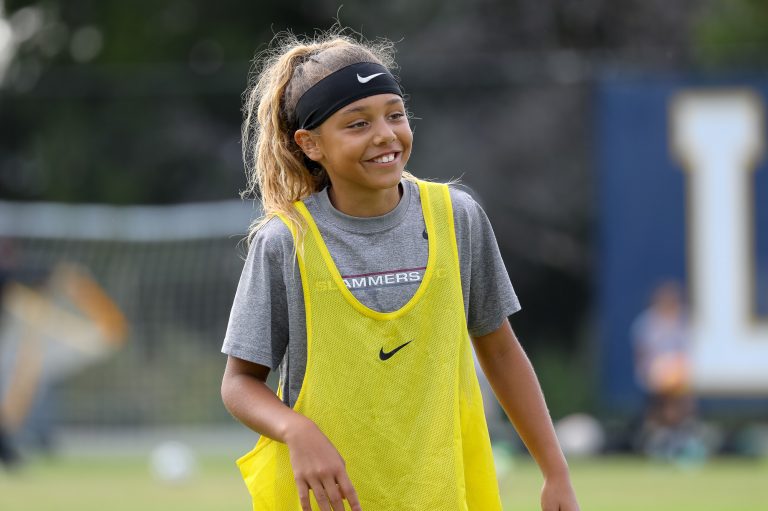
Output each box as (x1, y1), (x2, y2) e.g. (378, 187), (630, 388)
(379, 340), (413, 361)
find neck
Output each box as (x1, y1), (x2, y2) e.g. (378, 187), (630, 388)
(327, 182), (402, 217)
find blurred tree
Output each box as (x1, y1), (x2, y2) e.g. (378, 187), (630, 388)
(0, 0), (711, 204)
(0, 1), (337, 203)
(693, 0), (768, 68)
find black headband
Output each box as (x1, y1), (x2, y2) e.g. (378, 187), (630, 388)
(293, 62), (403, 130)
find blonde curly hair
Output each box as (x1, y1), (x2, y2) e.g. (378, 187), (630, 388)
(241, 28), (416, 244)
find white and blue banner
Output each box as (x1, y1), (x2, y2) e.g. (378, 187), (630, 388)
(597, 77), (768, 411)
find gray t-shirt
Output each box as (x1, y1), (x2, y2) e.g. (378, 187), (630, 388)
(223, 179), (521, 407)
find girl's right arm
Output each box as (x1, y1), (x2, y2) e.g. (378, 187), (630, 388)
(221, 355), (362, 511)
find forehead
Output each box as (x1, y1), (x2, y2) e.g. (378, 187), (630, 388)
(336, 94), (404, 115)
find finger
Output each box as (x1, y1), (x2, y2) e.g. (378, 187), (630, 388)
(296, 480), (312, 511)
(336, 472), (362, 511)
(322, 478), (345, 511)
(310, 479), (333, 511)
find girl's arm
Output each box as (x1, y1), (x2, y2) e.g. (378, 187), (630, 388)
(472, 319), (580, 511)
(221, 356), (362, 511)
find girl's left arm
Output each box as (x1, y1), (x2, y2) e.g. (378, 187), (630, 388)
(472, 318), (581, 511)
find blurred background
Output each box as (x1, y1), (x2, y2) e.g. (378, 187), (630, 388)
(1, 0), (768, 510)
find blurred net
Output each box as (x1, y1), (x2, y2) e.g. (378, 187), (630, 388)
(0, 200), (258, 429)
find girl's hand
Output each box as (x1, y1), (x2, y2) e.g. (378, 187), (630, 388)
(540, 474), (580, 511)
(285, 416), (362, 511)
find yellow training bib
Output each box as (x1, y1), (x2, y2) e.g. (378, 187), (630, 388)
(237, 180), (502, 510)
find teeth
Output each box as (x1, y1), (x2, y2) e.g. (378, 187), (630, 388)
(373, 153), (396, 163)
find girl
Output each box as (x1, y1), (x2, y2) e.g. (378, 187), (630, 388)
(221, 29), (580, 511)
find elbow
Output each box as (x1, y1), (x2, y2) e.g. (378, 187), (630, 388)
(220, 357), (271, 420)
(220, 371), (237, 415)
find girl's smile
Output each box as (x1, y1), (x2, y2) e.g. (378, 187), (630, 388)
(365, 150), (401, 165)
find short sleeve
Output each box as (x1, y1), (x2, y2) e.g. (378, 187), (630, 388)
(222, 217), (294, 369)
(450, 187), (521, 337)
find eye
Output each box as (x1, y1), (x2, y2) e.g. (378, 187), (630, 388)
(389, 111), (406, 121)
(347, 120), (369, 129)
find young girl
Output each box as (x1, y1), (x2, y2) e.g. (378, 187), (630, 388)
(221, 29), (580, 511)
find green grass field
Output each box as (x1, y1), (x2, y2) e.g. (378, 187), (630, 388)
(1, 454), (766, 510)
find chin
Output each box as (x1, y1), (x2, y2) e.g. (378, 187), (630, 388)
(361, 166), (400, 186)
(390, 167), (405, 182)
(386, 166), (405, 182)
(377, 171), (403, 191)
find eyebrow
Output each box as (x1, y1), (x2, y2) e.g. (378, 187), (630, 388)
(340, 97), (403, 115)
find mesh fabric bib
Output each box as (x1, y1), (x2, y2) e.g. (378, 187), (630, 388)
(237, 181), (502, 510)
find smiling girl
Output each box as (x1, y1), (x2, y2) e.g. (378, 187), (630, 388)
(221, 29), (580, 511)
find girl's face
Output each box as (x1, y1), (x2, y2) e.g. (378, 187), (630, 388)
(298, 93), (413, 198)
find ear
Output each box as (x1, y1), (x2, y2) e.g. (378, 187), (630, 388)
(294, 129), (323, 162)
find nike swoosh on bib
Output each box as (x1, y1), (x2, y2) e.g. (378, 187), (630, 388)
(379, 340), (413, 361)
(357, 72), (385, 84)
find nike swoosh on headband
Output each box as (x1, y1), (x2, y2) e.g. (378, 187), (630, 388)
(357, 72), (385, 84)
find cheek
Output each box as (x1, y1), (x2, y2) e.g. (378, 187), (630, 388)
(399, 125), (414, 149)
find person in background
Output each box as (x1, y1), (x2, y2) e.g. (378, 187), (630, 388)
(631, 280), (697, 459)
(0, 239), (21, 469)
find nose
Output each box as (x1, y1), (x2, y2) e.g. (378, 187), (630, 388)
(372, 119), (397, 145)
